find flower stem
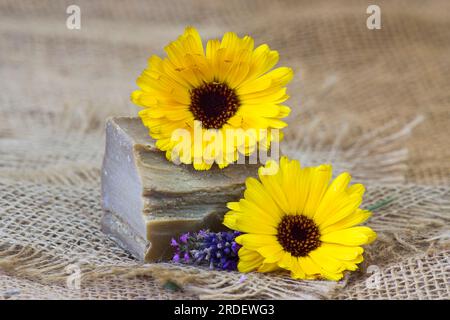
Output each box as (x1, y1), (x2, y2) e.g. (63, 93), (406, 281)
(367, 197), (395, 211)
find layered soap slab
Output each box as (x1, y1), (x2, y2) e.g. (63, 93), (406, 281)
(101, 118), (258, 261)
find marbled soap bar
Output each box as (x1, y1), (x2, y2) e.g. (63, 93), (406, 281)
(101, 118), (258, 262)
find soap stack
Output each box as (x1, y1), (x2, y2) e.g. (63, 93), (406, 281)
(101, 118), (258, 261)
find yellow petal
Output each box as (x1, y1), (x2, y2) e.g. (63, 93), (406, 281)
(321, 271), (344, 281)
(321, 209), (372, 234)
(237, 67), (293, 94)
(278, 253), (307, 279)
(320, 226), (377, 246)
(256, 244), (284, 262)
(193, 161), (213, 170)
(239, 104), (281, 118)
(227, 201), (240, 211)
(309, 247), (346, 273)
(267, 118), (288, 129)
(347, 183), (365, 197)
(235, 234), (278, 250)
(279, 157), (301, 213)
(277, 105), (291, 118)
(237, 76), (273, 95)
(244, 177), (283, 219)
(247, 44), (279, 80)
(314, 172), (352, 224)
(298, 256), (322, 276)
(257, 262), (280, 273)
(238, 199), (281, 228)
(290, 258), (306, 279)
(261, 67), (293, 87)
(238, 248), (264, 273)
(302, 164), (332, 218)
(241, 87), (289, 105)
(183, 26), (204, 56)
(277, 251), (294, 270)
(223, 210), (277, 235)
(318, 193), (363, 230)
(258, 166), (291, 214)
(225, 62), (250, 88)
(318, 243), (364, 261)
(291, 167), (311, 215)
(238, 259), (263, 273)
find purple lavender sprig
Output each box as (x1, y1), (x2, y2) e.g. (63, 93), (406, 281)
(170, 230), (241, 271)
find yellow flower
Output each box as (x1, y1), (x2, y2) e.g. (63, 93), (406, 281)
(224, 156), (377, 280)
(131, 26), (293, 170)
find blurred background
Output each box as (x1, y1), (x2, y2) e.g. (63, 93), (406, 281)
(1, 0), (449, 185)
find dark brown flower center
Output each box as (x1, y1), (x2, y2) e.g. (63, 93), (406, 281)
(189, 82), (240, 129)
(277, 215), (321, 257)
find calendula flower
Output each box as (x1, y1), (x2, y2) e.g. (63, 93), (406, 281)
(223, 156), (377, 280)
(132, 26), (293, 170)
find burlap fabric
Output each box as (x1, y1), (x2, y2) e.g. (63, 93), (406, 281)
(0, 0), (449, 299)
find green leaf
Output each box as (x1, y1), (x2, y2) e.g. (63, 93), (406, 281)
(367, 197), (395, 211)
(163, 280), (183, 292)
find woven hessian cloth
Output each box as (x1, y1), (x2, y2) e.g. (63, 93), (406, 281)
(0, 0), (449, 299)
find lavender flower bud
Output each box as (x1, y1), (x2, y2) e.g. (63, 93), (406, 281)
(170, 229), (241, 271)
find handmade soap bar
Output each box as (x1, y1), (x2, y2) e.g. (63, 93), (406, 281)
(101, 117), (258, 262)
